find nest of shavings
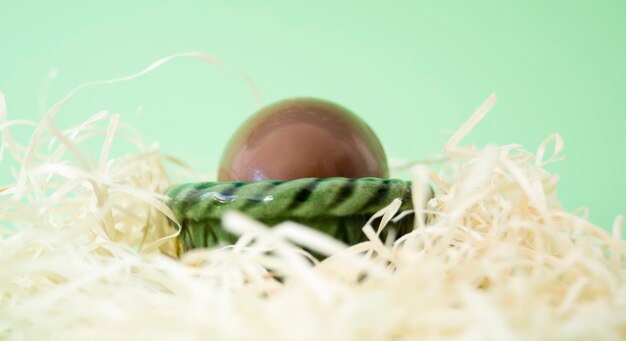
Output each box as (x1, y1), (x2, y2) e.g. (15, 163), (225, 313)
(1, 55), (625, 340)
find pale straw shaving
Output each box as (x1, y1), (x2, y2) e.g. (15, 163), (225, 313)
(0, 56), (625, 340)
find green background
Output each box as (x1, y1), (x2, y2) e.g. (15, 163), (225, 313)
(1, 1), (624, 229)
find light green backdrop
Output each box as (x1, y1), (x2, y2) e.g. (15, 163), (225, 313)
(1, 1), (624, 229)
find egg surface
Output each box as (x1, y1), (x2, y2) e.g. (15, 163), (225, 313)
(218, 98), (388, 181)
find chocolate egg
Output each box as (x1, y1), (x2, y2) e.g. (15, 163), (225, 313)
(218, 98), (389, 182)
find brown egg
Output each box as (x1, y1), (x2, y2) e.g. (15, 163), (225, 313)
(218, 98), (389, 182)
